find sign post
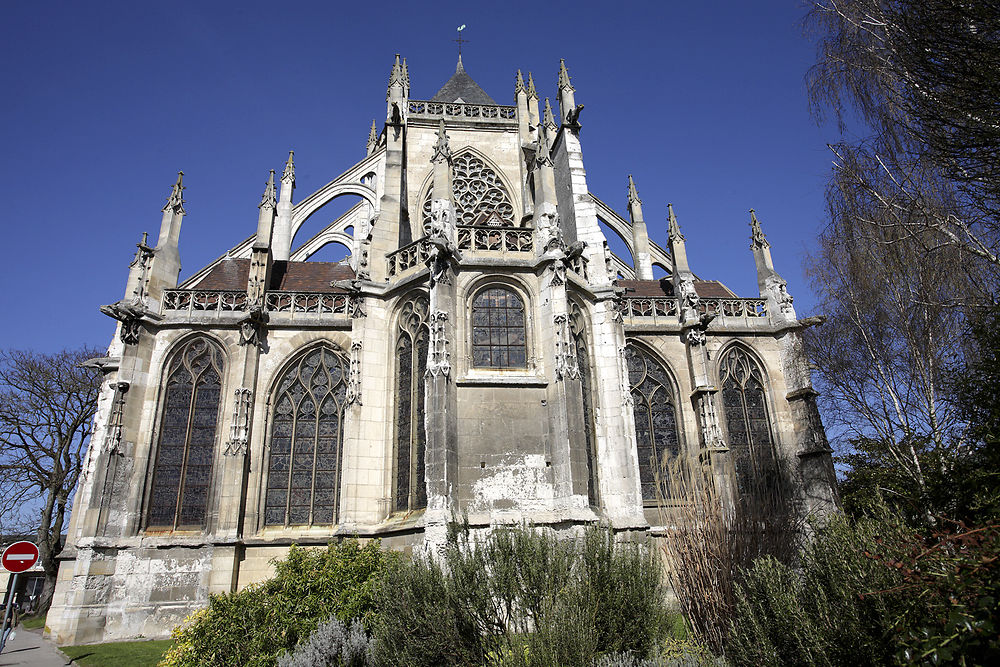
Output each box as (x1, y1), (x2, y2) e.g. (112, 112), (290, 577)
(0, 542), (39, 654)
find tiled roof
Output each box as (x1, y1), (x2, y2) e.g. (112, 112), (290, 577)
(431, 59), (497, 105)
(616, 279), (738, 298)
(193, 259), (355, 292)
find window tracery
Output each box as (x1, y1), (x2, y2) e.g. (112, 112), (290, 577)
(571, 303), (599, 506)
(421, 152), (515, 227)
(471, 287), (527, 369)
(719, 347), (778, 494)
(625, 344), (681, 502)
(147, 337), (224, 530)
(395, 295), (429, 512)
(264, 345), (348, 527)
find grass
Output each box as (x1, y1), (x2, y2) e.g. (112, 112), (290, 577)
(60, 639), (173, 667)
(20, 612), (45, 630)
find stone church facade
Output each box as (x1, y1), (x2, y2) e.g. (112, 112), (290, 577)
(47, 55), (836, 644)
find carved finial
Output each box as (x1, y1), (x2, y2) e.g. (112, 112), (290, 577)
(668, 203), (684, 243)
(431, 119), (452, 164)
(402, 57), (410, 89)
(387, 53), (403, 100)
(139, 231), (148, 247)
(628, 175), (641, 206)
(281, 151), (295, 184)
(259, 170), (276, 209)
(456, 54), (464, 73)
(543, 97), (557, 134)
(515, 69), (526, 95)
(558, 59), (575, 92)
(527, 72), (538, 100)
(750, 209), (769, 249)
(162, 171), (186, 214)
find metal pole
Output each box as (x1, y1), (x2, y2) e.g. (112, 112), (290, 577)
(0, 572), (19, 654)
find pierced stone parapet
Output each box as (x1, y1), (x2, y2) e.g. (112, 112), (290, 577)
(407, 100), (517, 123)
(387, 237), (432, 278)
(616, 297), (767, 322)
(456, 226), (533, 253)
(264, 292), (351, 316)
(698, 298), (768, 319)
(162, 290), (248, 313)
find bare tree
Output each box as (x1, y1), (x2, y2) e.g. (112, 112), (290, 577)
(806, 0), (1000, 286)
(0, 348), (102, 612)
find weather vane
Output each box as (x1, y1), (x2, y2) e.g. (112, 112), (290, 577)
(454, 24), (468, 57)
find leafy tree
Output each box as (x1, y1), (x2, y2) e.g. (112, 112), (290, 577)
(0, 347), (102, 612)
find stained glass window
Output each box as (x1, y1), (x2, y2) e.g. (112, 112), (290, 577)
(147, 337), (224, 530)
(395, 294), (429, 512)
(471, 287), (527, 369)
(719, 347), (778, 495)
(571, 303), (599, 506)
(265, 345), (348, 527)
(421, 151), (516, 227)
(625, 344), (681, 502)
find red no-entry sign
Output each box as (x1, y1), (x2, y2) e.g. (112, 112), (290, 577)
(2, 541), (39, 573)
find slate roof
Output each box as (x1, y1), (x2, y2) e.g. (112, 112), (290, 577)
(195, 259), (355, 292)
(616, 279), (738, 298)
(431, 57), (497, 105)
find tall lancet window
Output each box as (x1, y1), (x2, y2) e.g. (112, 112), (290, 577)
(626, 344), (682, 502)
(719, 347), (778, 494)
(571, 303), (599, 506)
(471, 287), (527, 369)
(421, 151), (515, 227)
(147, 337), (224, 530)
(395, 294), (429, 512)
(265, 345), (348, 527)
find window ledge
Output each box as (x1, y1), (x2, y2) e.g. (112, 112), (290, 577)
(457, 374), (548, 387)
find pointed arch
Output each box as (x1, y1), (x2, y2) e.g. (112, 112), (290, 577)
(394, 292), (430, 512)
(147, 336), (226, 530)
(717, 343), (778, 495)
(624, 341), (683, 502)
(419, 148), (518, 229)
(264, 343), (349, 527)
(570, 300), (599, 506)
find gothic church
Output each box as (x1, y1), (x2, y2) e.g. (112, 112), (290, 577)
(48, 55), (836, 644)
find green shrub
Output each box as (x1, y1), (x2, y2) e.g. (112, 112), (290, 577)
(372, 525), (670, 667)
(159, 539), (398, 667)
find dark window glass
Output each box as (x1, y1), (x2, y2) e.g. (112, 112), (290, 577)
(395, 295), (429, 512)
(147, 338), (224, 530)
(719, 348), (778, 495)
(625, 344), (681, 502)
(572, 304), (599, 506)
(265, 346), (348, 527)
(471, 288), (527, 369)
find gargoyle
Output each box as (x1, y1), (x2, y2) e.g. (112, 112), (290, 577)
(565, 104), (584, 127)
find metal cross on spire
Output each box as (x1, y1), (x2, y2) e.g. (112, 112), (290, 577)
(454, 24), (468, 57)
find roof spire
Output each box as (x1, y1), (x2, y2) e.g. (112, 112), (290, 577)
(281, 151), (295, 184)
(387, 53), (404, 100)
(259, 170), (276, 209)
(558, 59), (575, 92)
(527, 72), (538, 100)
(749, 209), (769, 249)
(668, 203), (684, 243)
(366, 120), (379, 154)
(162, 171), (185, 214)
(628, 174), (641, 206)
(515, 69), (526, 95)
(431, 119), (452, 164)
(543, 97), (557, 135)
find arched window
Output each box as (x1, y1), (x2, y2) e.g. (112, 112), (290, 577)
(395, 294), (429, 512)
(719, 347), (777, 494)
(571, 303), (599, 506)
(265, 345), (348, 527)
(147, 337), (224, 530)
(421, 151), (515, 227)
(471, 287), (527, 369)
(625, 344), (681, 502)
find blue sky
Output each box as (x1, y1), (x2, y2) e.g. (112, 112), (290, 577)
(0, 1), (836, 352)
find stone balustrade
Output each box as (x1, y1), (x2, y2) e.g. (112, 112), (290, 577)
(386, 237), (432, 277)
(162, 290), (248, 313)
(456, 226), (533, 253)
(407, 100), (517, 122)
(620, 297), (768, 322)
(264, 291), (351, 315)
